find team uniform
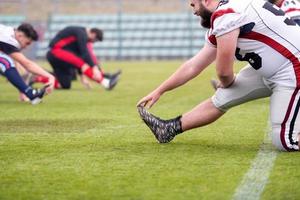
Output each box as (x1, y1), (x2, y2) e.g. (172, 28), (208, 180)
(208, 0), (300, 151)
(0, 24), (45, 104)
(47, 26), (100, 89)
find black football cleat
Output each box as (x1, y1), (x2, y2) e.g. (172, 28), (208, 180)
(105, 70), (121, 91)
(137, 106), (182, 143)
(103, 69), (122, 79)
(29, 85), (48, 105)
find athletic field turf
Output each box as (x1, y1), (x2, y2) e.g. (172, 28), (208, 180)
(0, 61), (300, 200)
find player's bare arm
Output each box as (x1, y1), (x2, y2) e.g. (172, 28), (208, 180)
(14, 61), (28, 75)
(137, 44), (217, 108)
(215, 29), (239, 88)
(10, 52), (55, 93)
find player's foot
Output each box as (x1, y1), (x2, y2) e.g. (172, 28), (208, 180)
(210, 79), (219, 90)
(103, 69), (122, 79)
(104, 70), (121, 91)
(29, 86), (48, 105)
(137, 106), (182, 143)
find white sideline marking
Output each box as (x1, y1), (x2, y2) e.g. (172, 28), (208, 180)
(232, 122), (278, 200)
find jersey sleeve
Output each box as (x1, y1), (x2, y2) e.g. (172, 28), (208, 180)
(0, 42), (20, 55)
(205, 30), (217, 48)
(87, 42), (99, 65)
(211, 10), (249, 37)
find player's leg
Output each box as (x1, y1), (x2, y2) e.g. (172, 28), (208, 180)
(270, 86), (300, 151)
(30, 73), (60, 89)
(50, 49), (119, 90)
(70, 68), (77, 81)
(0, 53), (46, 104)
(138, 66), (272, 143)
(182, 66), (272, 130)
(47, 51), (73, 89)
(181, 99), (224, 131)
(49, 48), (102, 82)
(53, 67), (73, 89)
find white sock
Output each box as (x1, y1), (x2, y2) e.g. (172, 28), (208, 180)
(101, 78), (110, 88)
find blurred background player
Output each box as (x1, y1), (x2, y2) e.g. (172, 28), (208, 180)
(211, 0), (300, 90)
(0, 23), (55, 104)
(30, 26), (121, 90)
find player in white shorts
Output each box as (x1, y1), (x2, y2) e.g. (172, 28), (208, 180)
(137, 0), (300, 152)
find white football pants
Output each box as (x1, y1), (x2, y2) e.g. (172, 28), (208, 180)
(212, 65), (300, 151)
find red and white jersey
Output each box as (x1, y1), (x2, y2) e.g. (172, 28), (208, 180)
(206, 0), (300, 88)
(280, 0), (300, 21)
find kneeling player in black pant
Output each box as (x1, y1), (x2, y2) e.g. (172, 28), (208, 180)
(31, 26), (121, 90)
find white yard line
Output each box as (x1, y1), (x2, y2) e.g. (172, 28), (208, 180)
(232, 122), (278, 200)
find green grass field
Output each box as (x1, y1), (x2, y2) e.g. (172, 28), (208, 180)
(0, 61), (300, 200)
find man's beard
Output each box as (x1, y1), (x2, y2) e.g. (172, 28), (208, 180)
(267, 0), (277, 4)
(199, 7), (213, 29)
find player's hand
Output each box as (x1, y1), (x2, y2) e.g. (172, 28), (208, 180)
(137, 90), (162, 109)
(212, 75), (236, 89)
(80, 75), (92, 89)
(219, 75), (236, 88)
(92, 67), (102, 82)
(45, 75), (55, 94)
(19, 92), (29, 102)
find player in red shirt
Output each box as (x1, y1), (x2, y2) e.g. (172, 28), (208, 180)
(31, 26), (121, 90)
